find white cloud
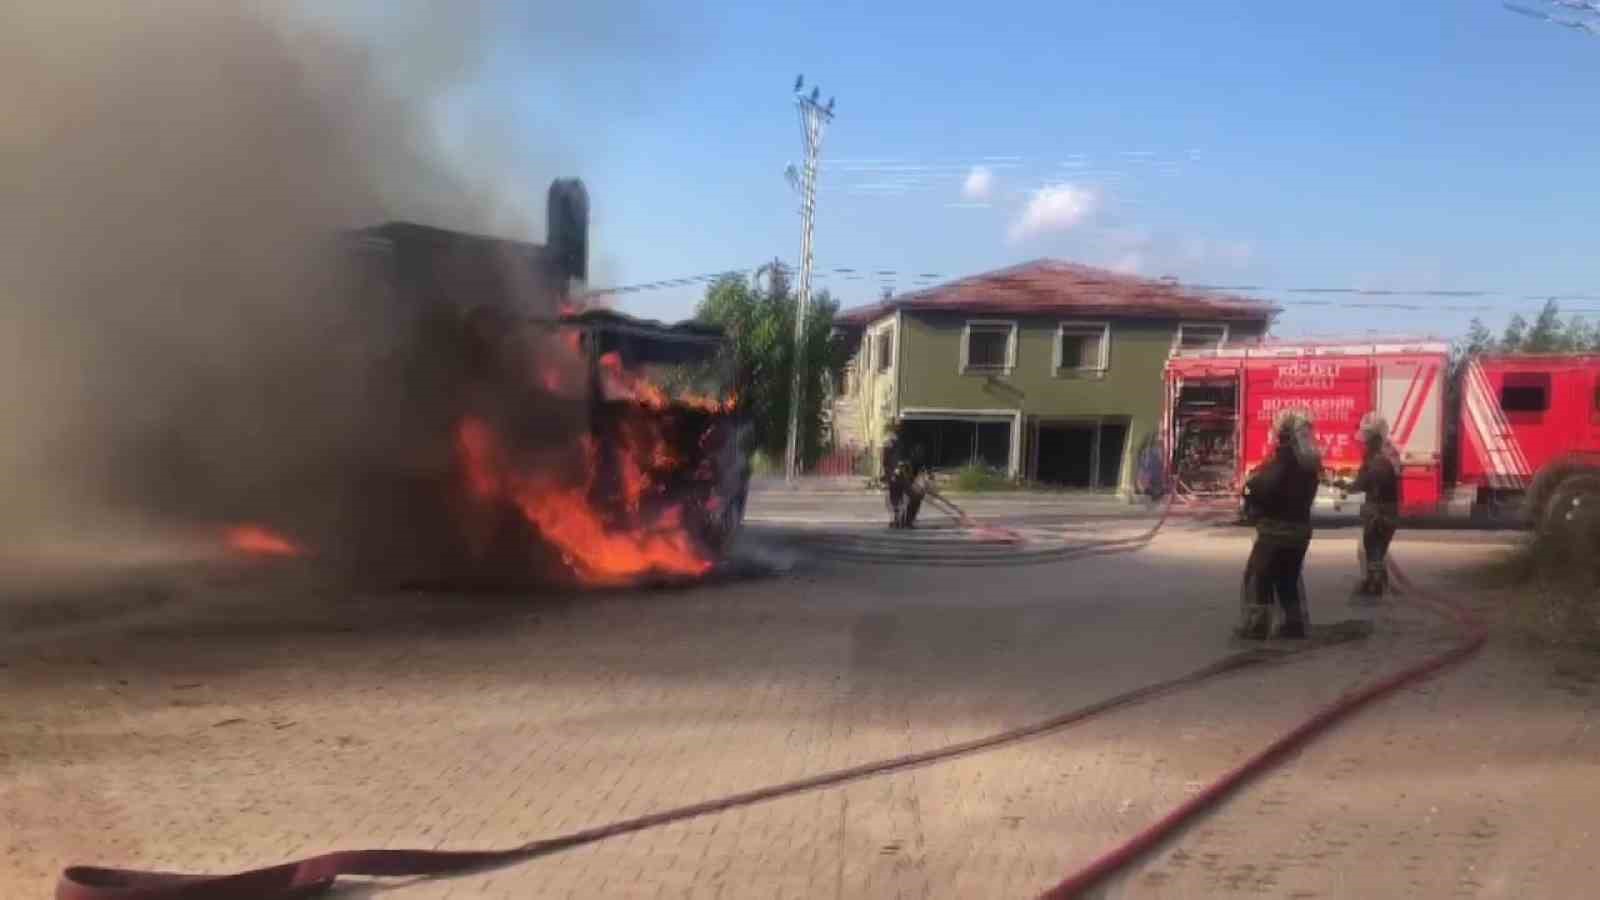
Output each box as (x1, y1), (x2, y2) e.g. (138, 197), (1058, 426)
(1007, 183), (1098, 242)
(961, 165), (994, 202)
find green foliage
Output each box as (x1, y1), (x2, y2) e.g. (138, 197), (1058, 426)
(1501, 313), (1528, 352)
(695, 267), (839, 467)
(1499, 533), (1600, 650)
(1463, 317), (1495, 356)
(1523, 299), (1564, 353)
(1462, 302), (1600, 358)
(1562, 316), (1594, 353)
(749, 450), (781, 476)
(948, 464), (1016, 493)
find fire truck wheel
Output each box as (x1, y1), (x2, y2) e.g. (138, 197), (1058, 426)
(1541, 473), (1600, 541)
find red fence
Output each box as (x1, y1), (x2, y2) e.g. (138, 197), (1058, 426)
(806, 444), (871, 477)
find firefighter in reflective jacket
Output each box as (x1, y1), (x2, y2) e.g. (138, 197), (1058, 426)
(1350, 414), (1401, 596)
(1239, 410), (1322, 640)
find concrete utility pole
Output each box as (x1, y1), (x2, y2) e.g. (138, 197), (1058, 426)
(783, 75), (835, 483)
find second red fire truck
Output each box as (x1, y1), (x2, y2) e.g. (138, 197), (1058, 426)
(1164, 340), (1600, 532)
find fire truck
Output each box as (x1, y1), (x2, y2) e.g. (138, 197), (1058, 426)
(1163, 340), (1600, 532)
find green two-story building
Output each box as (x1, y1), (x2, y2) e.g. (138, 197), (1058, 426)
(832, 260), (1278, 491)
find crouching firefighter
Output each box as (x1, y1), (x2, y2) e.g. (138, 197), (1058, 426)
(1351, 414), (1401, 596)
(880, 428), (928, 529)
(1239, 410), (1322, 640)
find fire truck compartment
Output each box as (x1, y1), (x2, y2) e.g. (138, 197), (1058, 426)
(1173, 379), (1240, 495)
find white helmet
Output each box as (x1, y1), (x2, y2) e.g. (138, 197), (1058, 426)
(1273, 408), (1321, 469)
(1358, 413), (1390, 446)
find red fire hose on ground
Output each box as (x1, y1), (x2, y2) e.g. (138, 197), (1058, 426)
(1035, 555), (1487, 899)
(55, 506), (1482, 900)
(55, 501), (1182, 900)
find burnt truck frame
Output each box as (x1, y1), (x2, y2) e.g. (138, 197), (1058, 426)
(548, 308), (753, 559)
(345, 179), (752, 584)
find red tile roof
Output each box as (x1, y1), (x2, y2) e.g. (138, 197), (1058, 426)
(836, 259), (1279, 327)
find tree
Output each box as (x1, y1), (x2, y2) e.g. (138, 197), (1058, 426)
(1523, 299), (1564, 353)
(696, 271), (839, 468)
(1501, 313), (1529, 353)
(1562, 316), (1593, 354)
(1462, 317), (1495, 356)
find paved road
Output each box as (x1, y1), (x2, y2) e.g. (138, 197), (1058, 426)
(3, 499), (1597, 899)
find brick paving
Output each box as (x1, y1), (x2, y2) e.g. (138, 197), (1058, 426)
(4, 525), (1595, 899)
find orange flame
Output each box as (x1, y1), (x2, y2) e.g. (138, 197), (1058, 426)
(454, 416), (713, 585)
(597, 351), (736, 414)
(225, 524), (303, 558)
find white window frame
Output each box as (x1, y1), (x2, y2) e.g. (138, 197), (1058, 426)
(1174, 322), (1230, 354)
(960, 320), (1018, 375)
(873, 325), (895, 374)
(1054, 321), (1111, 375)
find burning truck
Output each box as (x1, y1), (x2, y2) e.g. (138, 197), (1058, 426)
(259, 179), (752, 588)
(1163, 340), (1600, 535)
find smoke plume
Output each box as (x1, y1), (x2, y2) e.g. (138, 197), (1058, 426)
(0, 1), (654, 585)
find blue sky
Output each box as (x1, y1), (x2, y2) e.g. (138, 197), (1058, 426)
(426, 1), (1600, 338)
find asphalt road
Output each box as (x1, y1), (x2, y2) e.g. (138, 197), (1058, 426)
(3, 491), (1596, 899)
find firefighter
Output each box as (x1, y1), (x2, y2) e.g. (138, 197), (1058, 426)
(880, 426), (928, 529)
(1239, 410), (1322, 640)
(898, 442), (928, 528)
(1351, 414), (1401, 596)
(880, 430), (912, 528)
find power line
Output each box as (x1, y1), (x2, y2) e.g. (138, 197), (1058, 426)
(579, 265), (1600, 318)
(576, 269), (748, 300)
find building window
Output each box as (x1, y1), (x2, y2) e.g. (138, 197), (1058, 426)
(899, 417), (1013, 473)
(962, 321), (1016, 374)
(875, 329), (893, 374)
(1176, 323), (1229, 352)
(1056, 322), (1110, 373)
(1500, 373), (1550, 413)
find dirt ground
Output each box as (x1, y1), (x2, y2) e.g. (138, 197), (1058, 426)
(2, 509), (1597, 899)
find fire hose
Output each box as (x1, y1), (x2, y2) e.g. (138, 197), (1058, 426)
(56, 508), (1482, 900)
(1034, 555), (1487, 899)
(920, 488), (1025, 543)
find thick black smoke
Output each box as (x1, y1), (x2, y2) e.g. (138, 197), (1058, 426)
(0, 2), (659, 587)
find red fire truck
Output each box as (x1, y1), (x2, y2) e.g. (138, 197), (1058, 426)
(1163, 340), (1600, 531)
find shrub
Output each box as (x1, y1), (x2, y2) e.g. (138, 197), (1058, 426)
(1503, 525), (1600, 649)
(947, 464), (1016, 493)
(750, 451), (780, 477)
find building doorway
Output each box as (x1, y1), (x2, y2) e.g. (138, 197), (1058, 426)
(1036, 423), (1095, 486)
(1032, 417), (1130, 490)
